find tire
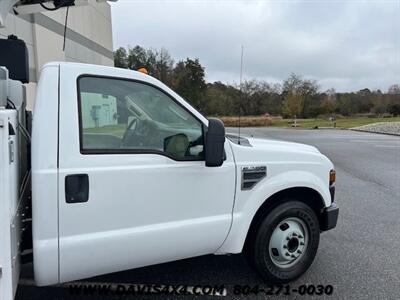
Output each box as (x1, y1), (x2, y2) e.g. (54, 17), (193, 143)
(246, 200), (320, 283)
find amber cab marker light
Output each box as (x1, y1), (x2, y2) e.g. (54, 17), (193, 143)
(137, 68), (148, 75)
(329, 170), (336, 186)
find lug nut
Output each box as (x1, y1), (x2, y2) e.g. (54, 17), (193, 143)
(297, 250), (302, 254)
(292, 233), (298, 237)
(285, 253), (290, 256)
(291, 254), (296, 258)
(298, 235), (303, 239)
(286, 237), (290, 240)
(300, 242), (305, 246)
(283, 245), (287, 249)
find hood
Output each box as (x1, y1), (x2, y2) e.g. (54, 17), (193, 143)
(248, 137), (321, 154)
(227, 134), (320, 154)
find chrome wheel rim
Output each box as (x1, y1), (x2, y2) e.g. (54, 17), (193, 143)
(268, 217), (308, 268)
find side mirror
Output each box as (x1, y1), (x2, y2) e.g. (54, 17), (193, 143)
(205, 118), (225, 167)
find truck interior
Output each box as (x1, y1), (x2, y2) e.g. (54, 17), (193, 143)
(78, 76), (205, 159)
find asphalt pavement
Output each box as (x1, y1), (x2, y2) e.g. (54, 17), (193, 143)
(16, 128), (400, 300)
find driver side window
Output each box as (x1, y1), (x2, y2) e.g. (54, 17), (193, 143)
(78, 76), (204, 160)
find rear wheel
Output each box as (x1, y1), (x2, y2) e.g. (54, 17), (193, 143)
(246, 200), (320, 283)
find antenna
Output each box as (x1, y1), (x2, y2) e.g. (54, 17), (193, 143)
(63, 6), (69, 51)
(238, 45), (244, 145)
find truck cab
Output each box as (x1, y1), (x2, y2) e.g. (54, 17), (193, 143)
(31, 62), (338, 286)
(32, 62), (236, 285)
(1, 61), (338, 298)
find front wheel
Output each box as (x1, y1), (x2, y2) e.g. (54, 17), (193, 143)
(246, 200), (320, 283)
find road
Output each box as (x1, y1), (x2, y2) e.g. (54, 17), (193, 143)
(17, 128), (400, 299)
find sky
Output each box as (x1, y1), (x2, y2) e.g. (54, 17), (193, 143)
(111, 0), (400, 92)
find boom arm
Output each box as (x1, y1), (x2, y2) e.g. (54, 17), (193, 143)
(0, 0), (117, 28)
(0, 0), (18, 27)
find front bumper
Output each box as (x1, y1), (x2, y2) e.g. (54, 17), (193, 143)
(320, 203), (339, 231)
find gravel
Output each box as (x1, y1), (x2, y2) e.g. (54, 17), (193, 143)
(351, 122), (400, 136)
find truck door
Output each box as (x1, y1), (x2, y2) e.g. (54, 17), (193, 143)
(57, 64), (236, 283)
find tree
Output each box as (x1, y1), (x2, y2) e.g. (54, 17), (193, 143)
(320, 88), (337, 115)
(336, 93), (355, 116)
(282, 92), (305, 118)
(258, 83), (282, 116)
(124, 46), (158, 77)
(282, 73), (319, 118)
(234, 80), (282, 116)
(154, 48), (174, 85)
(114, 45), (398, 118)
(204, 82), (239, 116)
(127, 45), (148, 70)
(114, 47), (128, 68)
(388, 103), (400, 116)
(116, 45), (175, 85)
(388, 84), (400, 95)
(371, 89), (388, 115)
(240, 80), (260, 115)
(172, 58), (207, 111)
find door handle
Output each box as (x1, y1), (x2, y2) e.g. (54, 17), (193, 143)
(65, 174), (89, 203)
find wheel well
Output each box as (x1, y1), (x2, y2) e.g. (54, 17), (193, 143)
(244, 187), (325, 253)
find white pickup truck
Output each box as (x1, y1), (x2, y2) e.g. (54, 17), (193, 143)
(1, 60), (339, 299)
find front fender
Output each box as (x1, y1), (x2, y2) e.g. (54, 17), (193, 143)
(216, 170), (331, 254)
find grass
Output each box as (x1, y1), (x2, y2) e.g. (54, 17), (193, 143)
(219, 116), (279, 127)
(218, 116), (400, 129)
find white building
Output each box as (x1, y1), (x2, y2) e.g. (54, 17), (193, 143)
(0, 0), (114, 109)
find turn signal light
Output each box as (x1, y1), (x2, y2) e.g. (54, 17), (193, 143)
(329, 170), (336, 186)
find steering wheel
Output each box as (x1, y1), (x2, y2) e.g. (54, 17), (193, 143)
(121, 117), (138, 147)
